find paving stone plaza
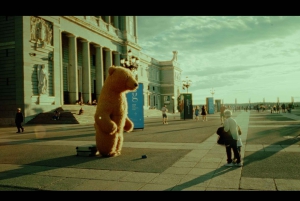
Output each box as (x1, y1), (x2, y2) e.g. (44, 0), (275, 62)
(0, 108), (300, 191)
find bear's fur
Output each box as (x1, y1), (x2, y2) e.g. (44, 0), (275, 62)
(94, 66), (138, 157)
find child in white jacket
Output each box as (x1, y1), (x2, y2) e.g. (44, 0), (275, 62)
(234, 126), (243, 163)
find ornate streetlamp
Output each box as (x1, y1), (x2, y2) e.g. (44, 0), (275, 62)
(120, 49), (139, 73)
(182, 76), (192, 93)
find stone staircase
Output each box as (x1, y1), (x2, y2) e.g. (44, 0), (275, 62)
(26, 105), (164, 125)
(26, 104), (96, 125)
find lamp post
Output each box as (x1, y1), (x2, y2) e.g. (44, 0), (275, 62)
(182, 76), (192, 94)
(120, 49), (139, 79)
(210, 88), (215, 97)
(235, 98), (237, 111)
(249, 98), (251, 110)
(182, 77), (192, 120)
(172, 96), (175, 113)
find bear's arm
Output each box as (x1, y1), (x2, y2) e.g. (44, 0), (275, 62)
(124, 117), (134, 132)
(95, 108), (118, 135)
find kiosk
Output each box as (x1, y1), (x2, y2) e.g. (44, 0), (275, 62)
(126, 83), (144, 129)
(179, 93), (193, 120)
(206, 97), (215, 114)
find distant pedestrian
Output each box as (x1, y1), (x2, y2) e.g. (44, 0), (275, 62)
(15, 108), (24, 133)
(52, 110), (60, 120)
(201, 105), (207, 121)
(194, 106), (200, 121)
(270, 105), (273, 113)
(287, 104), (292, 113)
(220, 104), (226, 125)
(79, 107), (84, 115)
(273, 105), (277, 113)
(276, 104), (280, 113)
(281, 103), (286, 113)
(161, 105), (168, 124)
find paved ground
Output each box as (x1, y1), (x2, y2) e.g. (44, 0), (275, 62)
(0, 108), (300, 191)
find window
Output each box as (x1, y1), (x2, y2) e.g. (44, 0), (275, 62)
(92, 55), (95, 66)
(164, 96), (170, 103)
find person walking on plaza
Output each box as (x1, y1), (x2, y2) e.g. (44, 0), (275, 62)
(15, 108), (24, 133)
(201, 105), (207, 121)
(223, 110), (242, 167)
(194, 106), (200, 121)
(220, 104), (226, 125)
(281, 103), (286, 113)
(273, 104), (277, 113)
(276, 103), (281, 113)
(161, 105), (168, 124)
(270, 105), (273, 113)
(78, 107), (84, 115)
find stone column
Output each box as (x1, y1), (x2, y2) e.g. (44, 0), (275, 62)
(104, 48), (112, 80)
(59, 29), (64, 105)
(118, 16), (122, 31)
(134, 16), (138, 42)
(81, 39), (91, 104)
(113, 16), (119, 29)
(95, 45), (103, 100)
(67, 34), (78, 104)
(144, 84), (149, 109)
(120, 16), (126, 31)
(104, 16), (110, 24)
(113, 51), (120, 66)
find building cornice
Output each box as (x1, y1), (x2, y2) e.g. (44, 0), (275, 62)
(124, 41), (141, 51)
(62, 16), (124, 45)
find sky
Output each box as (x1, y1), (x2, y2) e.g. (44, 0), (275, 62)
(137, 16), (300, 105)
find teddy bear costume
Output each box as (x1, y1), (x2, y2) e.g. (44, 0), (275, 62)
(94, 66), (138, 157)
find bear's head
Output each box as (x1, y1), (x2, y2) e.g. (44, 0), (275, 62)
(105, 66), (138, 93)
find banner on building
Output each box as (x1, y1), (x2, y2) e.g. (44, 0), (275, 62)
(126, 83), (144, 129)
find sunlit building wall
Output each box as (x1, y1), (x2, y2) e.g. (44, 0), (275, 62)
(0, 16), (181, 126)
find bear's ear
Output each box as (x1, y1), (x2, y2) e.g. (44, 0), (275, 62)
(108, 66), (116, 75)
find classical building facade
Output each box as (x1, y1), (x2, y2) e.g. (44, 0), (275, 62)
(0, 16), (182, 126)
